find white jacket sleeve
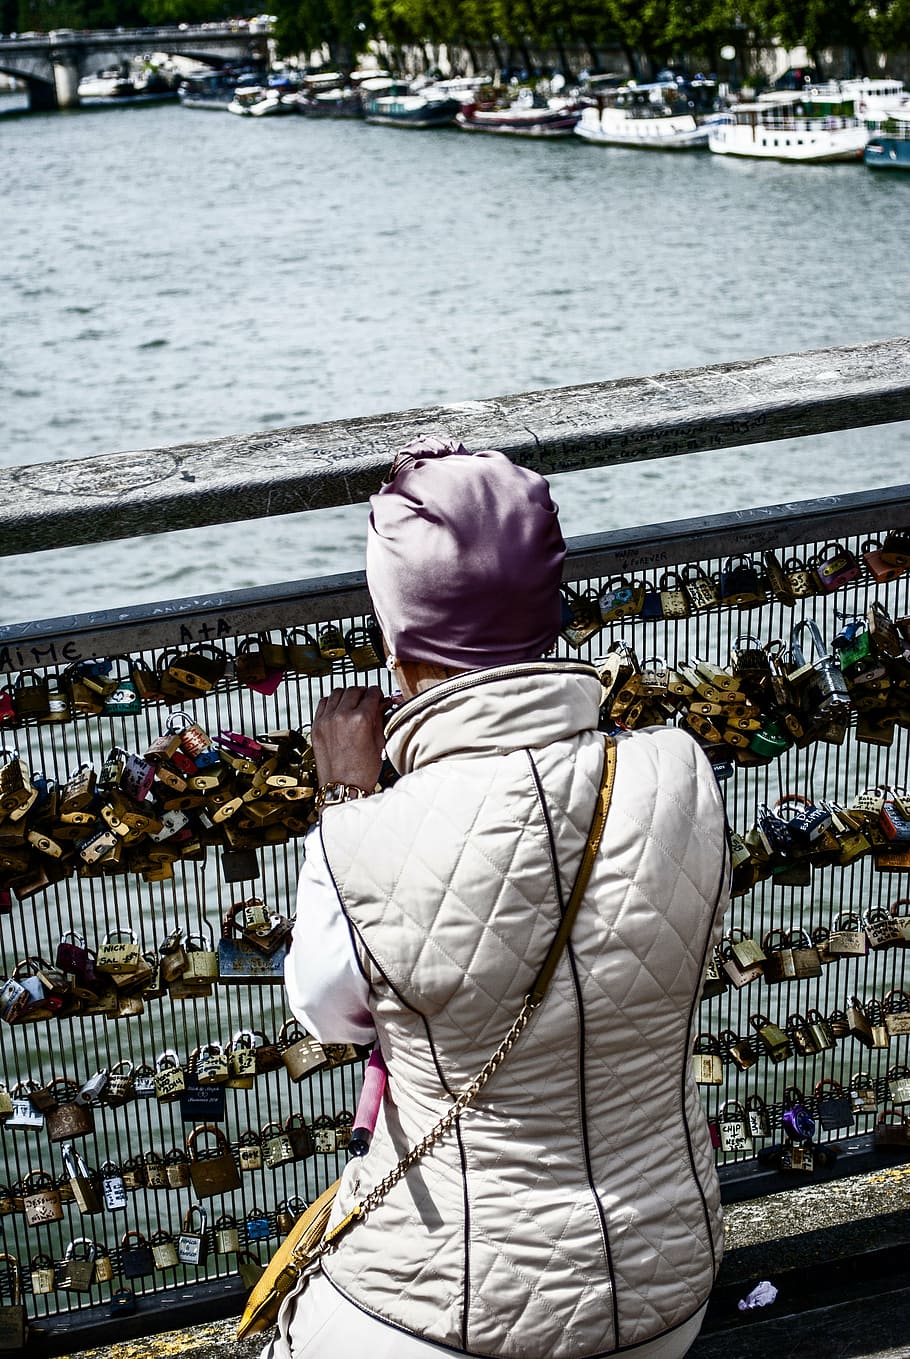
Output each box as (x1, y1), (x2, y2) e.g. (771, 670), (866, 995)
(283, 825), (377, 1046)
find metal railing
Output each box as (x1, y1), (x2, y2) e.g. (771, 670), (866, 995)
(1, 339), (909, 1337)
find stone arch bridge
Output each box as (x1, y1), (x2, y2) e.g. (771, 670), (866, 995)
(0, 22), (271, 110)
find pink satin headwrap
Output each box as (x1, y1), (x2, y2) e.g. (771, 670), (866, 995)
(366, 436), (566, 670)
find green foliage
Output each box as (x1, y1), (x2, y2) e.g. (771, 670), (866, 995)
(7, 0), (905, 72)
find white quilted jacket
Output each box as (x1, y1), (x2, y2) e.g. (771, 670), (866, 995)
(319, 661), (729, 1358)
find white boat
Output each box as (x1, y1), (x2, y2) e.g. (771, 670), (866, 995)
(842, 77), (909, 122)
(575, 81), (711, 150)
(709, 92), (868, 162)
(77, 71), (135, 99)
(228, 85), (298, 117)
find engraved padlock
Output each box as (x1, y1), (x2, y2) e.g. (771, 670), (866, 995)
(215, 1214), (240, 1255)
(177, 1204), (209, 1267)
(62, 1144), (102, 1215)
(101, 1162), (127, 1211)
(23, 1170), (63, 1227)
(56, 1239), (96, 1292)
(151, 1230), (179, 1271)
(261, 1121), (295, 1169)
(237, 1129), (263, 1173)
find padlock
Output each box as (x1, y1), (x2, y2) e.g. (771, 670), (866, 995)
(691, 1033), (724, 1085)
(887, 1065), (910, 1104)
(718, 1028), (757, 1071)
(334, 1110), (354, 1150)
(13, 672), (51, 719)
(144, 1151), (167, 1189)
(151, 1230), (179, 1271)
(177, 1204), (209, 1266)
(717, 1101), (753, 1153)
(109, 1286), (137, 1316)
(786, 1012), (818, 1057)
(789, 929), (823, 979)
(309, 1114), (335, 1153)
(154, 1050), (186, 1103)
(846, 995), (876, 1047)
(133, 1064), (157, 1100)
(6, 1082), (44, 1132)
(810, 540), (860, 592)
(598, 578), (645, 624)
(283, 628), (334, 676)
(279, 1021), (328, 1082)
(221, 847), (260, 883)
(782, 1087), (816, 1142)
(745, 1094), (771, 1139)
(104, 1060), (135, 1109)
(122, 1156), (146, 1193)
(187, 1124), (240, 1198)
(165, 1148), (191, 1190)
(559, 587), (603, 648)
(779, 1142), (815, 1173)
(883, 988), (910, 1036)
(699, 948), (727, 1001)
(806, 1008), (835, 1051)
(183, 928), (219, 980)
(45, 1079), (95, 1143)
(261, 1121), (295, 1169)
(342, 623), (384, 672)
(285, 1112), (315, 1159)
(760, 929), (797, 985)
(55, 930), (90, 974)
(721, 929), (765, 987)
(120, 1231), (154, 1279)
(237, 1129), (263, 1173)
(245, 1207), (271, 1243)
(813, 1079), (854, 1130)
(234, 637), (285, 695)
(62, 1144), (102, 1215)
(317, 624), (347, 661)
(880, 796), (910, 843)
(862, 538), (905, 583)
(96, 927), (141, 975)
(868, 998), (891, 1048)
(863, 906), (904, 950)
(680, 564), (719, 612)
(718, 555), (764, 607)
(789, 619), (851, 729)
(875, 1110), (910, 1148)
(215, 1214), (240, 1255)
(56, 1238), (97, 1293)
(0, 1089), (10, 1126)
(827, 911), (869, 957)
(101, 1162), (127, 1211)
(850, 1072), (879, 1114)
(238, 1251), (265, 1290)
(195, 1042), (230, 1086)
(23, 1170), (63, 1227)
(30, 1254), (56, 1296)
(160, 647), (227, 698)
(276, 1197), (306, 1236)
(225, 1031), (257, 1088)
(750, 1012), (791, 1062)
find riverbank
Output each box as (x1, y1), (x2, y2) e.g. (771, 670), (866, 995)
(54, 1166), (910, 1359)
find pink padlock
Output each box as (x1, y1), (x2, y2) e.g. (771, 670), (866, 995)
(0, 689), (15, 724)
(811, 541), (860, 592)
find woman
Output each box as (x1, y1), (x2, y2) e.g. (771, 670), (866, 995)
(270, 436), (730, 1359)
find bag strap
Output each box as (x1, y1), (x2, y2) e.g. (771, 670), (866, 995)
(305, 735), (617, 1262)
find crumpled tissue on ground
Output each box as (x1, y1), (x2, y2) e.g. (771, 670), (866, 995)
(738, 1280), (779, 1311)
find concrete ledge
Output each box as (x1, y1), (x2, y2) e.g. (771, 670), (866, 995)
(53, 1166), (910, 1359)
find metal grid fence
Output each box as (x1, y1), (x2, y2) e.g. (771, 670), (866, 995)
(1, 482), (910, 1322)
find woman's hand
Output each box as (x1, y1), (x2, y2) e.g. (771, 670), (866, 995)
(311, 686), (386, 791)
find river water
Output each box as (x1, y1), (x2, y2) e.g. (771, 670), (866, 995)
(2, 94), (909, 627)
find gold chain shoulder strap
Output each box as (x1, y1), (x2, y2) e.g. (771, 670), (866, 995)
(300, 736), (617, 1265)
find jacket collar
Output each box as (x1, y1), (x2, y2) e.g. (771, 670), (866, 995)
(384, 661), (602, 775)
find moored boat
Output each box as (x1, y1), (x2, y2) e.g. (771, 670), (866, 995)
(864, 113), (910, 169)
(364, 87), (460, 129)
(709, 92), (868, 162)
(456, 88), (580, 137)
(575, 79), (713, 150)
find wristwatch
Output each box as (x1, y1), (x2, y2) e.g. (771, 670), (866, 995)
(314, 782), (373, 816)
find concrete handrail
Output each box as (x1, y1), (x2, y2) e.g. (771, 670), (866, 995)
(3, 336), (909, 558)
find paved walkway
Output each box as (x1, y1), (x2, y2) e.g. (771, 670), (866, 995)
(61, 1164), (910, 1359)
